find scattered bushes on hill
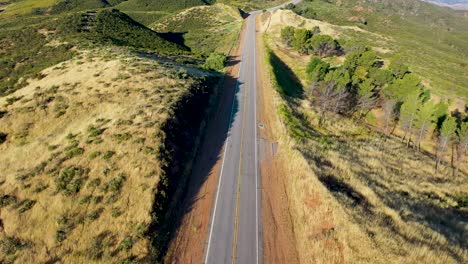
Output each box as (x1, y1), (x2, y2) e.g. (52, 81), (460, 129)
(0, 28), (74, 96)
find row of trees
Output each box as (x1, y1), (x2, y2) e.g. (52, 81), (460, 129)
(281, 26), (341, 57)
(305, 45), (467, 175)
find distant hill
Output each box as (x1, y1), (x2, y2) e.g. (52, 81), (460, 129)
(115, 0), (207, 12)
(423, 0), (468, 10)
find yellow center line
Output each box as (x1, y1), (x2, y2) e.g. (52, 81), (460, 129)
(231, 63), (249, 264)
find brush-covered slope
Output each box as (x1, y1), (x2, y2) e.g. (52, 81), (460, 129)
(291, 0), (468, 98)
(0, 8), (186, 96)
(0, 48), (220, 263)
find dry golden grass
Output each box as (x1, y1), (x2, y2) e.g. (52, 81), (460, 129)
(260, 12), (468, 264)
(0, 49), (211, 263)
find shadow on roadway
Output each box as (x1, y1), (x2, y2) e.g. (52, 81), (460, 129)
(161, 55), (242, 261)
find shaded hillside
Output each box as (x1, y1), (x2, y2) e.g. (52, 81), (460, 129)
(58, 9), (188, 52)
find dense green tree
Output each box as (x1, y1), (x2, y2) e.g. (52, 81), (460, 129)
(385, 73), (421, 102)
(306, 57), (330, 82)
(204, 52), (226, 71)
(324, 67), (350, 91)
(355, 78), (378, 117)
(369, 68), (393, 87)
(292, 28), (313, 54)
(357, 50), (377, 69)
(389, 55), (410, 79)
(281, 26), (295, 47)
(351, 66), (368, 85)
(308, 34), (340, 57)
(436, 116), (458, 171)
(400, 89), (422, 147)
(434, 100), (450, 129)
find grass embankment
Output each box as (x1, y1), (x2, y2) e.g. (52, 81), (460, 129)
(0, 49), (221, 263)
(262, 16), (468, 264)
(291, 0), (468, 99)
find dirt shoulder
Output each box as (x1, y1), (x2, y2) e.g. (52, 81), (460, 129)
(164, 23), (246, 264)
(256, 16), (300, 264)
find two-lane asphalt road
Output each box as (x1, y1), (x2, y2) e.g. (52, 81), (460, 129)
(204, 1), (302, 264)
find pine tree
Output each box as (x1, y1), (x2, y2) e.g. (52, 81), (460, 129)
(436, 116), (457, 171)
(399, 90), (421, 147)
(454, 121), (468, 177)
(356, 78), (378, 118)
(414, 100), (436, 151)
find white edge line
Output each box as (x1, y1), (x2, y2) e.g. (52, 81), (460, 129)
(204, 55), (244, 264)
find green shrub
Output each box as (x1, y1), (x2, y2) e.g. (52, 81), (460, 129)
(89, 151), (102, 160)
(80, 195), (92, 204)
(55, 229), (68, 243)
(88, 126), (105, 137)
(87, 208), (103, 221)
(17, 199), (36, 213)
(0, 236), (26, 255)
(118, 236), (134, 252)
(0, 195), (17, 208)
(33, 182), (49, 193)
(204, 52), (227, 72)
(55, 166), (88, 195)
(104, 174), (127, 193)
(281, 26), (295, 47)
(113, 133), (132, 143)
(102, 150), (115, 160)
(111, 207), (122, 218)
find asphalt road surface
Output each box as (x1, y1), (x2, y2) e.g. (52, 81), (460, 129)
(204, 1), (302, 264)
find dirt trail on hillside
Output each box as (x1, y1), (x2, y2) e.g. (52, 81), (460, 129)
(165, 24), (246, 264)
(256, 16), (300, 264)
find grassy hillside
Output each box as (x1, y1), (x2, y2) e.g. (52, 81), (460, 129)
(152, 4), (243, 55)
(0, 48), (220, 264)
(290, 0), (468, 99)
(260, 9), (467, 264)
(0, 8), (186, 97)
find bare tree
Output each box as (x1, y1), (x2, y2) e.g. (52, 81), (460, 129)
(309, 80), (350, 126)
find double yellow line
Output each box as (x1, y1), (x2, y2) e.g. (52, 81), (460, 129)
(231, 65), (249, 264)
